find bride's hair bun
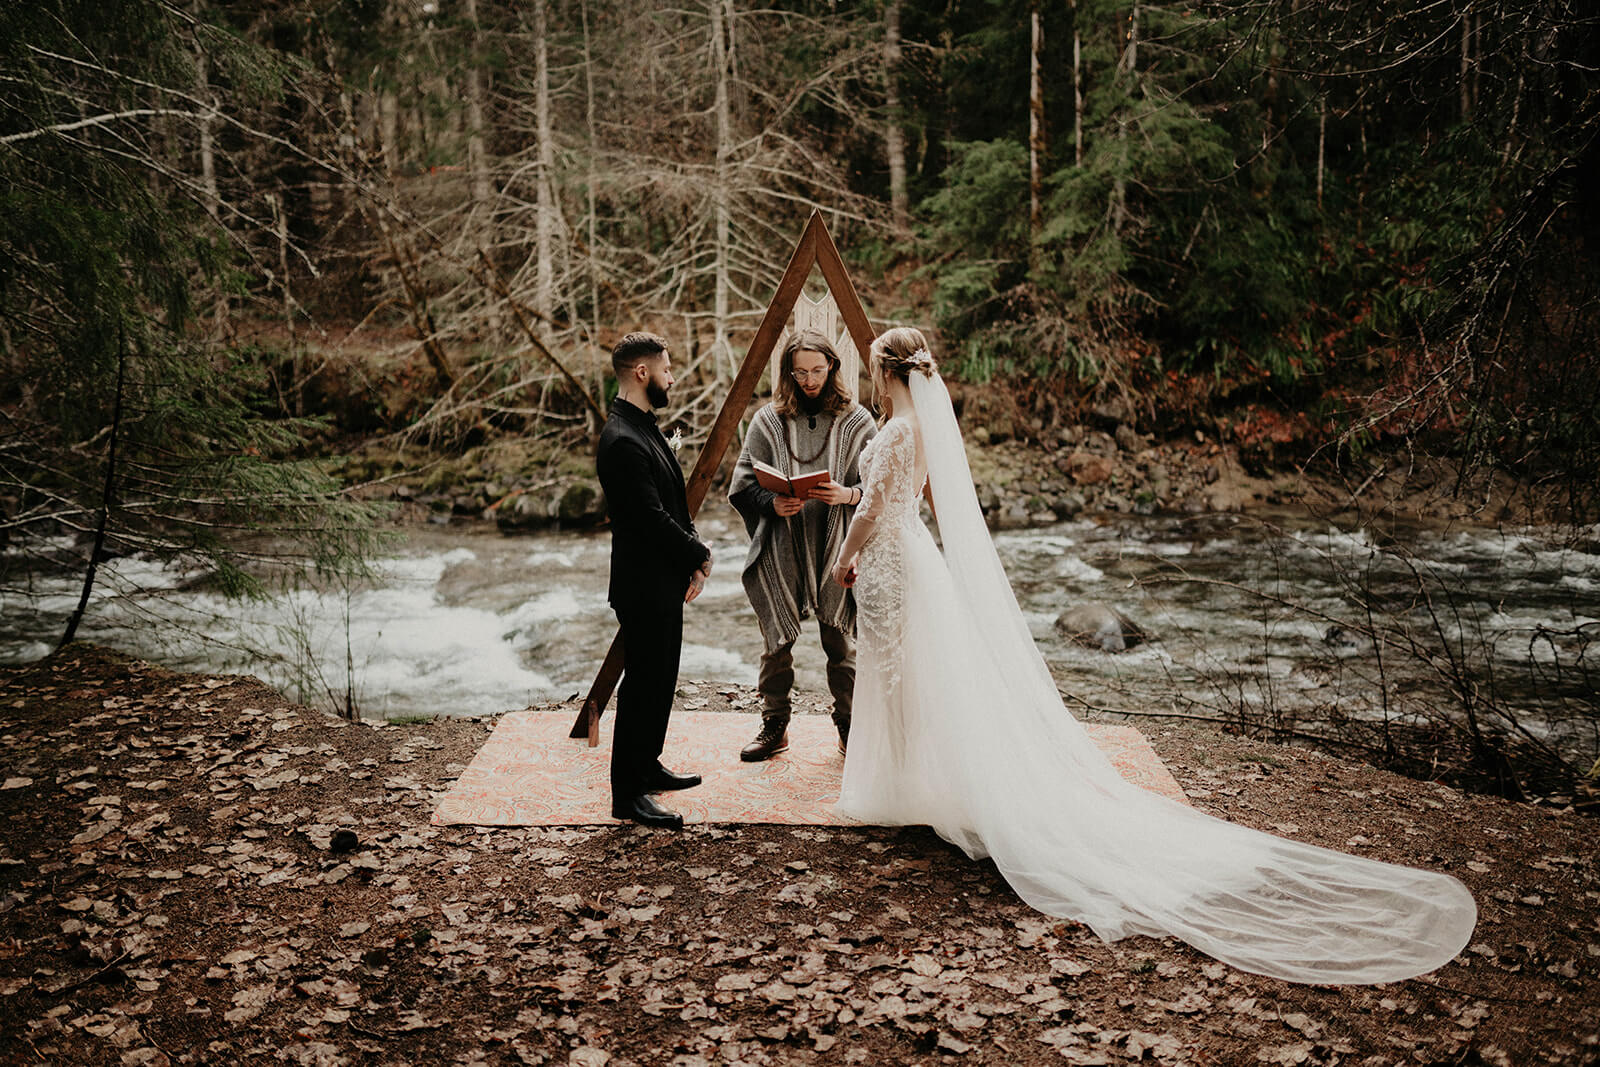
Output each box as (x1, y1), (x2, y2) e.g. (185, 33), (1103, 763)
(873, 326), (938, 381)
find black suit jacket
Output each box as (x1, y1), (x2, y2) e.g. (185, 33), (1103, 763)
(596, 400), (711, 608)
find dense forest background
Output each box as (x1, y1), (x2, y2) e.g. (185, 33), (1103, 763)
(3, 0), (1599, 573)
(3, 0), (1599, 805)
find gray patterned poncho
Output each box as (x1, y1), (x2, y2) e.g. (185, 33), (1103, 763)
(729, 403), (877, 652)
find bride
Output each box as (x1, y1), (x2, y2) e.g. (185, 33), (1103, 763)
(829, 326), (1476, 985)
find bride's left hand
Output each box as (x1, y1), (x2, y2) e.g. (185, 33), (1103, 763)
(831, 556), (857, 588)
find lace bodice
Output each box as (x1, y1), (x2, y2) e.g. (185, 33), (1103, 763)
(855, 419), (924, 538)
(851, 419), (926, 693)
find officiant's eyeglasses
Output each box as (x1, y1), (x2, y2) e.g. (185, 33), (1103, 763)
(790, 368), (831, 381)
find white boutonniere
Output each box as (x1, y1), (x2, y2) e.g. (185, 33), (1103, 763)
(667, 428), (684, 454)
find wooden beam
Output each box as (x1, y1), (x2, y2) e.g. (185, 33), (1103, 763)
(571, 635), (624, 743)
(684, 217), (819, 512)
(810, 213), (876, 359)
(570, 210), (871, 744)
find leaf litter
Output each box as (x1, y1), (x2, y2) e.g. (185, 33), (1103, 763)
(0, 646), (1596, 1064)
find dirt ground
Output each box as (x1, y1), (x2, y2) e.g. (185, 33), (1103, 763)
(1, 646), (1597, 1066)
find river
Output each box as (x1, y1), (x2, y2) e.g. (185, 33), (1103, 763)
(3, 507), (1597, 762)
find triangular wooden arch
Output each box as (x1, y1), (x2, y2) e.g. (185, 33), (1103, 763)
(570, 209), (876, 743)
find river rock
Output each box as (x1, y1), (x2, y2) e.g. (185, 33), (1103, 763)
(494, 490), (552, 531)
(1089, 397), (1131, 427)
(1051, 492), (1086, 519)
(1205, 485), (1246, 512)
(1322, 625), (1369, 653)
(558, 482), (603, 526)
(1066, 452), (1115, 486)
(1054, 603), (1149, 653)
(992, 500), (1032, 530)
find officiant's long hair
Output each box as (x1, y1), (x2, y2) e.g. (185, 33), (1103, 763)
(773, 330), (852, 417)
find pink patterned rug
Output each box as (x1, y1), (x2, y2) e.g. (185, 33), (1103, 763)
(434, 710), (1186, 826)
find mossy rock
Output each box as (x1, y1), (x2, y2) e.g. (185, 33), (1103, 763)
(557, 482), (603, 525)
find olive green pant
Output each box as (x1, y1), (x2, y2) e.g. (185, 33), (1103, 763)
(757, 621), (854, 731)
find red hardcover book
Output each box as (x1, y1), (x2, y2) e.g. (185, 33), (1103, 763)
(752, 460), (831, 501)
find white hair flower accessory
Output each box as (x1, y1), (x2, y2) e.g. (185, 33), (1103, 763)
(907, 347), (935, 368)
(668, 427), (684, 454)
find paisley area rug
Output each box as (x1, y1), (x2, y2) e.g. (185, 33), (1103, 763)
(432, 710), (1186, 827)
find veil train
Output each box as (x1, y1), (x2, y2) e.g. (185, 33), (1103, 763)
(897, 371), (1476, 985)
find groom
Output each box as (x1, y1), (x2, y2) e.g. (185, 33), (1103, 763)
(596, 331), (713, 829)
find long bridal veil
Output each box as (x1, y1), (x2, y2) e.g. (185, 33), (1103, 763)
(904, 371), (1476, 984)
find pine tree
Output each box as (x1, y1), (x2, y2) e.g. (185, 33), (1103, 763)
(0, 0), (385, 647)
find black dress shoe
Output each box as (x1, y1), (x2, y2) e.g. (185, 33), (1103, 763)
(611, 794), (684, 829)
(740, 720), (790, 762)
(644, 765), (702, 792)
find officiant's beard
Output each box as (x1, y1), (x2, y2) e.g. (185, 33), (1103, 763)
(646, 381), (670, 408)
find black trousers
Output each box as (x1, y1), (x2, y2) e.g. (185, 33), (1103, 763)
(611, 596), (684, 800)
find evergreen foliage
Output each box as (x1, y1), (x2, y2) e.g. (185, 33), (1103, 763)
(901, 0), (1597, 506)
(0, 0), (384, 634)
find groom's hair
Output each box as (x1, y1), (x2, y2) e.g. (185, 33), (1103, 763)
(612, 332), (668, 376)
(773, 330), (852, 416)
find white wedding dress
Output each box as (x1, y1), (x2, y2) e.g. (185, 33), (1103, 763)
(836, 372), (1476, 985)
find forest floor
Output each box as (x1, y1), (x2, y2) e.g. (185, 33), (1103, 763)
(2, 646), (1597, 1066)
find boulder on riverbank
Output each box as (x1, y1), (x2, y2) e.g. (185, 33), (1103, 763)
(1054, 603), (1151, 652)
(490, 480), (607, 532)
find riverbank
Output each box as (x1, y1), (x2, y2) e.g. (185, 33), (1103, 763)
(327, 405), (1568, 536)
(2, 645), (1596, 1065)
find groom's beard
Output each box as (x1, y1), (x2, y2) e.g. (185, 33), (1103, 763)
(646, 381), (670, 408)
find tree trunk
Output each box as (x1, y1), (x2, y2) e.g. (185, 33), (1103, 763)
(379, 89), (399, 176)
(60, 334), (126, 650)
(1501, 70), (1524, 165)
(465, 0), (498, 335)
(196, 52), (218, 218)
(1111, 1), (1139, 235)
(711, 0), (735, 379)
(1316, 95), (1327, 211)
(884, 0), (909, 231)
(534, 0), (556, 321)
(581, 0), (604, 436)
(1459, 12), (1472, 122)
(1072, 0), (1083, 166)
(269, 191), (300, 416)
(195, 31), (223, 333)
(1125, 1), (1139, 74)
(1029, 0), (1044, 255)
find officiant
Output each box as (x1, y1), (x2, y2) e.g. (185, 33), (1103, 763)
(729, 330), (877, 762)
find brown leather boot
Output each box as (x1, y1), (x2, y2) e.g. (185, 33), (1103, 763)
(740, 719), (790, 762)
